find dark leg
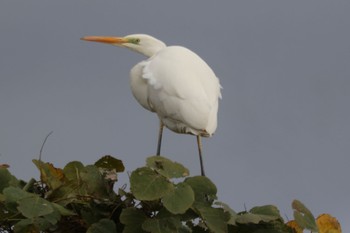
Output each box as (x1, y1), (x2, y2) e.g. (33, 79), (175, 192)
(197, 135), (206, 176)
(156, 121), (164, 156)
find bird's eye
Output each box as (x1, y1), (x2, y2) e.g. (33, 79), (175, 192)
(129, 38), (140, 44)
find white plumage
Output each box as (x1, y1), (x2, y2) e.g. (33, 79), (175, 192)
(81, 34), (221, 176)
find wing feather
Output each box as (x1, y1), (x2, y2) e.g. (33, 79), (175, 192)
(139, 46), (221, 135)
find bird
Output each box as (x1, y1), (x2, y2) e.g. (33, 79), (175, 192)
(81, 34), (221, 176)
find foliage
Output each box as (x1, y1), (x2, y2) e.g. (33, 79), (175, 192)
(0, 155), (342, 233)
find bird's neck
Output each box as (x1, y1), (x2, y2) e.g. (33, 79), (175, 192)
(133, 41), (166, 57)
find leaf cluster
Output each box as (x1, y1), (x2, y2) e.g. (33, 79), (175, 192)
(0, 155), (342, 233)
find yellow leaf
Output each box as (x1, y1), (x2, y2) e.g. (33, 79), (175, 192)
(286, 220), (303, 233)
(40, 162), (65, 182)
(33, 160), (66, 189)
(316, 213), (342, 233)
(48, 163), (65, 180)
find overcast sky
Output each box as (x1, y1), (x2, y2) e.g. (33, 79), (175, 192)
(1, 0), (349, 231)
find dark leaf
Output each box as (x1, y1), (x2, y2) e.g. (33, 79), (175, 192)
(87, 218), (117, 233)
(142, 217), (182, 233)
(63, 161), (85, 181)
(0, 168), (19, 192)
(120, 207), (148, 233)
(196, 205), (229, 233)
(95, 155), (125, 172)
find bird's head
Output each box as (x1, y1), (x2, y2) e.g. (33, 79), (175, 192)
(81, 34), (166, 57)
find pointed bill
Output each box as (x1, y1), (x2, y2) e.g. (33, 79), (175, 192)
(81, 36), (128, 45)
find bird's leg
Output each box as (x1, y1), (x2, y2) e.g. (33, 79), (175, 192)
(197, 135), (206, 176)
(156, 121), (164, 156)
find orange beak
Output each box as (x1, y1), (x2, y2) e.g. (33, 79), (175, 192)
(81, 36), (129, 45)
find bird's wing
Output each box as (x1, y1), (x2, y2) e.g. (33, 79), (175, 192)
(130, 61), (155, 112)
(141, 46), (221, 135)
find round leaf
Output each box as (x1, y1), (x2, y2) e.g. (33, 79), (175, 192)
(3, 187), (33, 203)
(63, 161), (84, 181)
(316, 213), (341, 233)
(163, 182), (194, 214)
(146, 156), (189, 178)
(130, 167), (173, 200)
(17, 196), (54, 218)
(184, 176), (217, 204)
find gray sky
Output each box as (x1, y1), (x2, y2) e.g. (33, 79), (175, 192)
(1, 0), (349, 230)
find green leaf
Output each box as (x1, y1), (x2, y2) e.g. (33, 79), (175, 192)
(196, 205), (230, 233)
(120, 207), (148, 233)
(51, 202), (75, 216)
(87, 218), (117, 233)
(80, 165), (110, 198)
(50, 163), (112, 203)
(184, 176), (217, 204)
(292, 199), (318, 232)
(142, 217), (182, 233)
(146, 156), (189, 178)
(163, 182), (194, 214)
(17, 196), (54, 218)
(13, 219), (37, 233)
(178, 208), (200, 222)
(0, 168), (19, 192)
(42, 208), (61, 225)
(95, 155), (125, 172)
(2, 187), (32, 213)
(215, 201), (237, 225)
(3, 186), (32, 202)
(46, 181), (81, 206)
(235, 205), (281, 225)
(0, 201), (12, 220)
(250, 205), (281, 219)
(4, 184), (71, 225)
(250, 205), (282, 222)
(130, 167), (173, 200)
(229, 222), (293, 233)
(235, 212), (261, 224)
(63, 161), (85, 181)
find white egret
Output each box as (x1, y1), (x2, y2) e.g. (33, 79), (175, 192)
(81, 34), (221, 176)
